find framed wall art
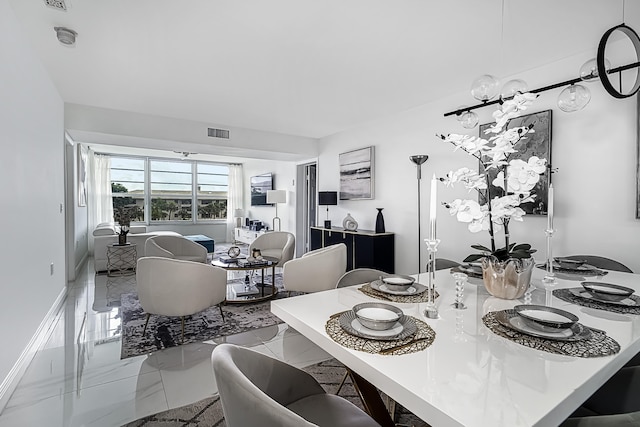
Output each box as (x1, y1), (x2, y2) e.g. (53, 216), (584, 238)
(78, 144), (87, 207)
(339, 146), (374, 200)
(636, 94), (640, 219)
(479, 109), (552, 215)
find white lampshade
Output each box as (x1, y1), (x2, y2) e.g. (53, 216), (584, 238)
(234, 208), (244, 217)
(267, 190), (287, 204)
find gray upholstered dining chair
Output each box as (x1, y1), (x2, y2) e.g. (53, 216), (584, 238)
(563, 255), (633, 273)
(211, 343), (380, 427)
(435, 258), (461, 271)
(560, 366), (640, 426)
(335, 268), (390, 288)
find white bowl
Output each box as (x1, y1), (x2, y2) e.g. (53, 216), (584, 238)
(353, 303), (404, 331)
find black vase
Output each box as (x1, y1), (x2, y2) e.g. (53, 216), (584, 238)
(118, 232), (128, 245)
(375, 208), (385, 233)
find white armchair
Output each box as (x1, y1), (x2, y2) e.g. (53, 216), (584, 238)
(249, 231), (295, 267)
(145, 235), (208, 263)
(282, 243), (347, 293)
(136, 257), (227, 342)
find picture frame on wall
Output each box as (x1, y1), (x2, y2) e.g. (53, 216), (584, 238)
(78, 144), (87, 207)
(636, 94), (640, 219)
(339, 146), (374, 200)
(479, 109), (552, 215)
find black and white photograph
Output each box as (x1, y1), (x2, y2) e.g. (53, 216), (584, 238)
(479, 110), (552, 215)
(339, 146), (374, 200)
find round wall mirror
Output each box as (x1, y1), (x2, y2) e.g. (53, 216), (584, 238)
(597, 24), (640, 98)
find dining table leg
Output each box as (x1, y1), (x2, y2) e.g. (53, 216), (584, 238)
(347, 368), (395, 427)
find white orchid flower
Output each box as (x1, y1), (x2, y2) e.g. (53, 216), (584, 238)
(445, 168), (487, 191)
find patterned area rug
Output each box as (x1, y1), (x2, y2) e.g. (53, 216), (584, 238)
(121, 242), (290, 359)
(122, 358), (428, 427)
(120, 289), (286, 359)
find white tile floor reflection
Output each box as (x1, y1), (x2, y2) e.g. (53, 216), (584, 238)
(0, 259), (331, 427)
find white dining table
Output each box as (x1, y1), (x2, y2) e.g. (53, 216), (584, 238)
(271, 267), (640, 427)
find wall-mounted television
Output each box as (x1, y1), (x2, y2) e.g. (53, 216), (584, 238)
(250, 173), (274, 206)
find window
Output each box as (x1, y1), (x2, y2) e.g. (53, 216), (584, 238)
(150, 160), (193, 222)
(110, 157), (145, 222)
(197, 163), (228, 220)
(109, 156), (229, 224)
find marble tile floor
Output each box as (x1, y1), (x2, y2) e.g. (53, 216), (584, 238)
(0, 259), (331, 427)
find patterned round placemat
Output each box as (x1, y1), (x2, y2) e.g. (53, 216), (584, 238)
(553, 288), (640, 315)
(536, 263), (608, 277)
(358, 283), (439, 303)
(483, 310), (620, 357)
(326, 311), (436, 355)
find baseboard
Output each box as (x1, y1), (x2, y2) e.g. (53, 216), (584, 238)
(74, 252), (88, 280)
(0, 286), (68, 413)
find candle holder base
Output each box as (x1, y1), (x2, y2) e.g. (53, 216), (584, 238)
(424, 304), (440, 319)
(451, 302), (467, 310)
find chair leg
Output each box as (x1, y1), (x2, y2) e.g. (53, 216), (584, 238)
(336, 370), (349, 395)
(142, 313), (151, 336)
(181, 316), (185, 344)
(218, 304), (225, 322)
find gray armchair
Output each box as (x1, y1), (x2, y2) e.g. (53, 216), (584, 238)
(211, 343), (379, 427)
(249, 231), (295, 267)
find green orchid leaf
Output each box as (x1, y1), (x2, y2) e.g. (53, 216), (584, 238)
(463, 254), (484, 263)
(470, 244), (491, 252)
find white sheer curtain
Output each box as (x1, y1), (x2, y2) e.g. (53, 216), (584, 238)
(88, 149), (113, 253)
(226, 164), (244, 242)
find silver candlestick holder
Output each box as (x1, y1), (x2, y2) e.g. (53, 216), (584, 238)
(424, 238), (440, 319)
(541, 226), (557, 307)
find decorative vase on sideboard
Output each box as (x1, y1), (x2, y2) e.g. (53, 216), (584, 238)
(375, 208), (385, 233)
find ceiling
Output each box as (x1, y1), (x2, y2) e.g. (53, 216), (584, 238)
(8, 0), (630, 146)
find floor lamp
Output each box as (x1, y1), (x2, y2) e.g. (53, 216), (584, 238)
(410, 155), (429, 275)
(266, 190), (286, 231)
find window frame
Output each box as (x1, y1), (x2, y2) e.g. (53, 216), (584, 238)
(106, 154), (229, 225)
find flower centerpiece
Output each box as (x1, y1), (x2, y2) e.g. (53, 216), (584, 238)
(114, 206), (131, 245)
(438, 92), (547, 299)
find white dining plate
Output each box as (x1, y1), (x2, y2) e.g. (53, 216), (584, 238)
(495, 310), (592, 341)
(339, 311), (417, 341)
(570, 288), (639, 307)
(371, 279), (427, 296)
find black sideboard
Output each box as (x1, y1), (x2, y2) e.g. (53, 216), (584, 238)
(309, 226), (395, 273)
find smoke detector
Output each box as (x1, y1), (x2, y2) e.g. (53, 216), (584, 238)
(45, 0), (68, 11)
(54, 27), (77, 46)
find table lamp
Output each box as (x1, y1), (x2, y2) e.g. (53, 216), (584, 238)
(234, 208), (244, 228)
(266, 190), (287, 231)
(318, 191), (338, 229)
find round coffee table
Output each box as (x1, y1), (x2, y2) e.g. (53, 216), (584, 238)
(212, 258), (278, 303)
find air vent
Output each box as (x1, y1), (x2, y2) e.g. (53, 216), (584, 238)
(44, 0), (67, 11)
(207, 128), (230, 139)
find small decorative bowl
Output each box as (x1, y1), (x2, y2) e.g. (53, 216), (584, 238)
(581, 282), (635, 302)
(554, 257), (586, 269)
(381, 275), (415, 292)
(514, 304), (578, 332)
(352, 302), (404, 331)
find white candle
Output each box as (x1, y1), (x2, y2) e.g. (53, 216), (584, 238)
(547, 183), (554, 231)
(429, 174), (437, 240)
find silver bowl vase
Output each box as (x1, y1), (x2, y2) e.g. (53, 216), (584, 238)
(481, 256), (535, 300)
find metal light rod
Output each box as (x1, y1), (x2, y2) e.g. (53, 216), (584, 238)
(443, 61), (640, 118)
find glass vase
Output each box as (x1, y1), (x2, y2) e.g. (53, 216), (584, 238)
(481, 256), (534, 300)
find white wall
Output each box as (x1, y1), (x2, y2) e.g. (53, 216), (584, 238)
(242, 160), (298, 237)
(319, 51), (640, 275)
(0, 0), (65, 399)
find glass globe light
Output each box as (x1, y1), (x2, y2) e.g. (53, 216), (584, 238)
(460, 111), (479, 129)
(455, 105), (469, 121)
(557, 84), (591, 112)
(471, 74), (500, 101)
(500, 79), (529, 100)
(579, 57), (611, 82)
